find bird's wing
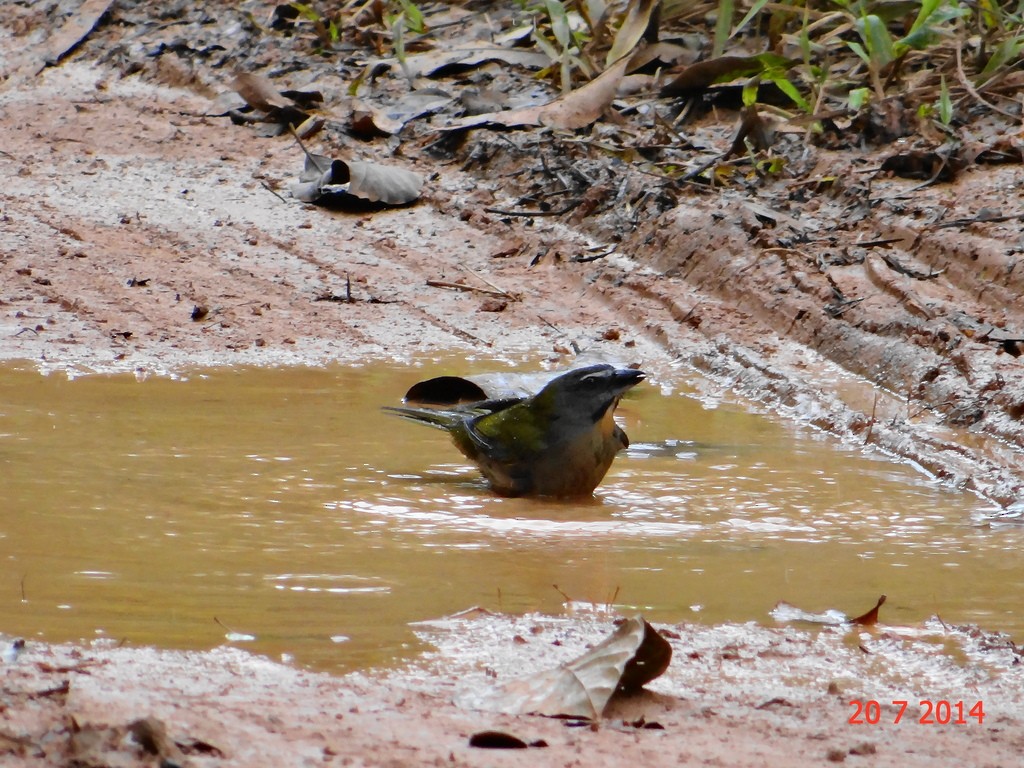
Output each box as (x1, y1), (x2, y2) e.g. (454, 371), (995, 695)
(463, 397), (527, 416)
(464, 403), (550, 463)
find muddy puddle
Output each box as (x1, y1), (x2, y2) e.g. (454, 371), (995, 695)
(1, 359), (1020, 673)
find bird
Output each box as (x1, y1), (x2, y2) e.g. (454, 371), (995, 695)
(384, 364), (645, 497)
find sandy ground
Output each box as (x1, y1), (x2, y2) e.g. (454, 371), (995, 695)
(3, 613), (1024, 767)
(3, 2), (1024, 765)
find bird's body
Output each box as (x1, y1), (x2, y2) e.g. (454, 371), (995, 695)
(384, 364), (644, 497)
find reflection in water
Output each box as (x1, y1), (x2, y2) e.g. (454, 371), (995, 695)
(0, 361), (1021, 672)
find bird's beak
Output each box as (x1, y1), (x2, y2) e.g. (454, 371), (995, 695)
(614, 368), (645, 391)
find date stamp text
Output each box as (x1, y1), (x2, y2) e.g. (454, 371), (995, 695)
(849, 699), (985, 725)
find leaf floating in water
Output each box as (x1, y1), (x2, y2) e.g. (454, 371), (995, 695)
(458, 616), (672, 719)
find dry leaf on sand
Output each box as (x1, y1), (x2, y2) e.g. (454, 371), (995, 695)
(457, 616), (672, 719)
(290, 153), (423, 208)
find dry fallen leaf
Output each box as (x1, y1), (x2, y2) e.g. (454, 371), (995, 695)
(128, 717), (187, 763)
(232, 72), (291, 113)
(457, 616), (672, 719)
(606, 0), (660, 67)
(230, 72), (322, 135)
(352, 90), (453, 136)
(850, 595), (887, 627)
(41, 0), (114, 70)
(468, 730), (534, 749)
(880, 150), (962, 182)
(447, 54), (632, 131)
(290, 153), (423, 208)
(399, 43), (551, 78)
(770, 595), (888, 627)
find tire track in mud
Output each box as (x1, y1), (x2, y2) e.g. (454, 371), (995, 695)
(433, 196), (1024, 507)
(445, 183), (1024, 507)
(595, 270), (1024, 507)
(576, 198), (1024, 508)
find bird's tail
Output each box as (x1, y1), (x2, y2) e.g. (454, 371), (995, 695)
(383, 395), (523, 431)
(382, 405), (463, 431)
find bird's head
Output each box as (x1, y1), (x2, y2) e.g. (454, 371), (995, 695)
(534, 364), (645, 425)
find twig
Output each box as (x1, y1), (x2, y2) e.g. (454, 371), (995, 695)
(484, 200), (581, 217)
(572, 248), (616, 263)
(607, 586), (620, 609)
(288, 124), (328, 174)
(679, 299), (703, 324)
(458, 264), (516, 300)
(878, 158), (952, 198)
(671, 97), (694, 127)
(539, 315), (566, 336)
(847, 237), (905, 248)
(955, 43), (1018, 119)
(681, 152), (726, 183)
(260, 181), (288, 203)
(29, 680), (70, 699)
(426, 279), (510, 298)
(929, 211), (1024, 230)
(865, 390), (878, 444)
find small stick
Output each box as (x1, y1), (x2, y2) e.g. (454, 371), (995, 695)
(426, 280), (510, 298)
(288, 124), (328, 174)
(260, 180), (288, 203)
(607, 586), (620, 609)
(955, 43), (1017, 119)
(459, 263), (516, 300)
(484, 201), (580, 217)
(865, 391), (879, 444)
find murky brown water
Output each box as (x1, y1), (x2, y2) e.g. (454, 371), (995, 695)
(1, 360), (1021, 672)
